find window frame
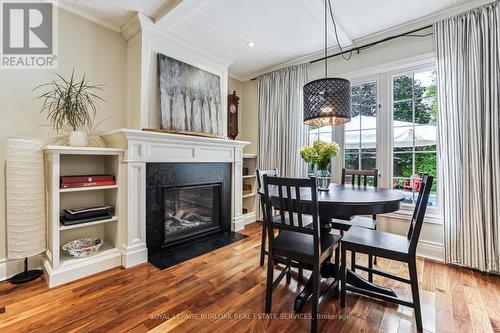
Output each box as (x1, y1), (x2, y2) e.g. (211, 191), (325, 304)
(344, 78), (380, 173)
(324, 53), (442, 222)
(388, 64), (440, 215)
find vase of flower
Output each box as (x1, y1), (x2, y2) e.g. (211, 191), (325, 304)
(315, 168), (332, 191)
(300, 140), (339, 192)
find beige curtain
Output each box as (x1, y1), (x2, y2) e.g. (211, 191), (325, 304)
(435, 1), (500, 272)
(257, 63), (310, 177)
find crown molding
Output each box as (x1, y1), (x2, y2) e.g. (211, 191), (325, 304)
(57, 2), (122, 33)
(120, 13), (144, 41)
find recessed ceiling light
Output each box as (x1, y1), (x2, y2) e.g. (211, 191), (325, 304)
(247, 41), (255, 48)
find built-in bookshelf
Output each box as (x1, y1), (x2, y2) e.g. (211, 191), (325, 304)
(43, 146), (125, 288)
(242, 154), (258, 225)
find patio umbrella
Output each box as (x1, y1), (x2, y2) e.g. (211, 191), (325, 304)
(344, 115), (436, 149)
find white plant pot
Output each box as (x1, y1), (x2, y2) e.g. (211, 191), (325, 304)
(69, 130), (88, 147)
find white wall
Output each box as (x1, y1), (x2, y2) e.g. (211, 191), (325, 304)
(239, 31), (444, 260)
(0, 9), (127, 270)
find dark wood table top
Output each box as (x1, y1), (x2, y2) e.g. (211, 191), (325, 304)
(260, 183), (405, 219)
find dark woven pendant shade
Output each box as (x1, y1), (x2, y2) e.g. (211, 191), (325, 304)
(303, 78), (351, 126)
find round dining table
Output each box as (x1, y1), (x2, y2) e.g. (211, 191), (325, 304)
(261, 182), (405, 312)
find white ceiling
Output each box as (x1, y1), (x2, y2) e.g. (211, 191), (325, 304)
(60, 0), (489, 80)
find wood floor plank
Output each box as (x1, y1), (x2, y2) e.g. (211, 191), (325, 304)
(0, 222), (498, 333)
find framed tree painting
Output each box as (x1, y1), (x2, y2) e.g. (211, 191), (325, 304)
(158, 54), (223, 137)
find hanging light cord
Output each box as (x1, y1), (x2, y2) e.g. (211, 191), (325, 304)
(324, 0), (328, 77)
(328, 0), (353, 61)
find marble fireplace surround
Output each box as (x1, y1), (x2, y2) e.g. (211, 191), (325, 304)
(103, 129), (249, 267)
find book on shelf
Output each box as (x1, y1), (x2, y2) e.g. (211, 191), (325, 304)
(63, 205), (112, 220)
(61, 180), (116, 189)
(60, 205), (113, 226)
(60, 214), (113, 226)
(60, 175), (115, 184)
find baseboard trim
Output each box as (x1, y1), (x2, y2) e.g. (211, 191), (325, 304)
(0, 255), (43, 281)
(417, 240), (444, 262)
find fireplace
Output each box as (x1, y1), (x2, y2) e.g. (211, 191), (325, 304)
(146, 163), (231, 254)
(162, 183), (222, 246)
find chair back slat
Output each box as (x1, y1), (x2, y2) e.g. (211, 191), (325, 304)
(277, 184), (286, 225)
(342, 168), (378, 219)
(256, 169), (278, 224)
(341, 168), (378, 187)
(406, 175), (434, 253)
(295, 186), (303, 228)
(263, 176), (321, 255)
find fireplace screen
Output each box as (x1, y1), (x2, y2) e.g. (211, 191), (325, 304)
(162, 183), (221, 245)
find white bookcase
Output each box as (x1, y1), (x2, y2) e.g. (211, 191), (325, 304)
(242, 154), (258, 225)
(43, 146), (125, 287)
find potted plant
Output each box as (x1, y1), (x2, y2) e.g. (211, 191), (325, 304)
(300, 140), (339, 191)
(35, 71), (103, 147)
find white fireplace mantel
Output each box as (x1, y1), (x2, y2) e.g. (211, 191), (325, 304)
(103, 128), (249, 267)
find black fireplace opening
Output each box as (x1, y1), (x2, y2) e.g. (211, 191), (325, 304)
(162, 183), (222, 247)
(146, 163), (237, 264)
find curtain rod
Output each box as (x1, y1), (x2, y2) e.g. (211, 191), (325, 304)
(250, 24), (433, 81)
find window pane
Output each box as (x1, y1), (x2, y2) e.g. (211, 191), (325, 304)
(309, 133), (318, 143)
(393, 75), (413, 101)
(412, 174), (436, 206)
(415, 144), (436, 152)
(415, 97), (437, 125)
(414, 70), (436, 98)
(393, 153), (413, 178)
(345, 130), (360, 151)
(393, 101), (413, 124)
(346, 81), (377, 171)
(414, 125), (436, 150)
(393, 126), (413, 152)
(351, 103), (361, 118)
(352, 81), (376, 106)
(319, 132), (332, 142)
(361, 153), (376, 170)
(345, 154), (359, 170)
(360, 129), (376, 151)
(415, 152), (436, 177)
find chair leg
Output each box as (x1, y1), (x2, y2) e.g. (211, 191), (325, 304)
(408, 259), (423, 332)
(298, 267), (303, 282)
(368, 254), (373, 283)
(333, 246), (340, 298)
(286, 264), (292, 284)
(351, 251), (356, 272)
(340, 248), (347, 307)
(259, 221), (267, 266)
(265, 253), (274, 313)
(311, 263), (320, 333)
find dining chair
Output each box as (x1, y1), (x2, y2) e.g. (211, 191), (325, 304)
(340, 175), (433, 332)
(256, 168), (278, 266)
(332, 168), (378, 281)
(263, 175), (341, 333)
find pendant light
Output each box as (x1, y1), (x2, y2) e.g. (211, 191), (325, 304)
(303, 0), (351, 126)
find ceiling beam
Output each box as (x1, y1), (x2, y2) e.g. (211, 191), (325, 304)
(153, 0), (209, 29)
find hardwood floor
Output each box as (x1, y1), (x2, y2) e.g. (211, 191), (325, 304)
(1, 222), (499, 333)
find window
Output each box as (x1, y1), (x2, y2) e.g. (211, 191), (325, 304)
(392, 70), (437, 206)
(305, 58), (439, 209)
(344, 81), (377, 172)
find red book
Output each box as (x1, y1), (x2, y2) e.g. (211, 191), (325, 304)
(61, 175), (115, 184)
(60, 180), (117, 189)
